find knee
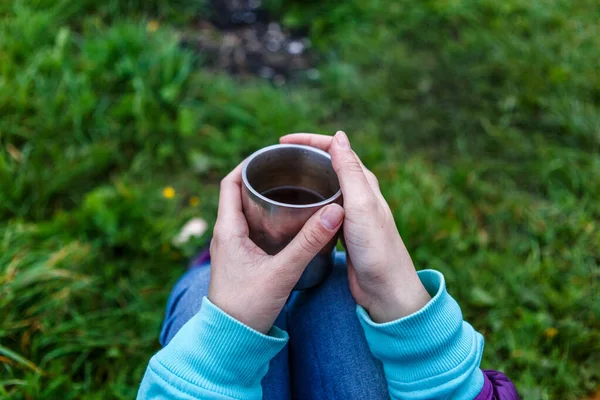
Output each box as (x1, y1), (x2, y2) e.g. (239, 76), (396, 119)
(288, 258), (356, 314)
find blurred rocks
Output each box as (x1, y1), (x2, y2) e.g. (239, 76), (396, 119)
(181, 0), (317, 84)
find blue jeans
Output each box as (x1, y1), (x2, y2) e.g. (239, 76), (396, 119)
(159, 252), (388, 399)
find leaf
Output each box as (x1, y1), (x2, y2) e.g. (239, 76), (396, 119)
(470, 287), (496, 306)
(0, 345), (42, 373)
(223, 105), (256, 126)
(160, 83), (180, 103)
(177, 107), (199, 137)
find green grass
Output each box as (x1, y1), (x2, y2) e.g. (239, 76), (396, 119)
(0, 0), (599, 398)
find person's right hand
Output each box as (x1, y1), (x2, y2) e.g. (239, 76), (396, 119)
(280, 131), (431, 322)
(208, 162), (344, 334)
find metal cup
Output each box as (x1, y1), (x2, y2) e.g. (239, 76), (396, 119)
(241, 143), (342, 290)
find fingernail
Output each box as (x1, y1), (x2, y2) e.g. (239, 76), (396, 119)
(335, 131), (350, 149)
(321, 204), (344, 230)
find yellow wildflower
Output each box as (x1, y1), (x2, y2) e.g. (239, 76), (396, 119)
(147, 20), (159, 33)
(162, 186), (175, 199)
(189, 196), (200, 207)
(544, 327), (558, 339)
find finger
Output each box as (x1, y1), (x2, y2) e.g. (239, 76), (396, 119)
(355, 157), (390, 209)
(274, 203), (344, 279)
(329, 131), (377, 208)
(281, 131), (384, 201)
(280, 133), (333, 151)
(215, 161), (249, 237)
(356, 157), (379, 191)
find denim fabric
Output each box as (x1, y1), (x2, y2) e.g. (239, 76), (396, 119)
(158, 251), (388, 399)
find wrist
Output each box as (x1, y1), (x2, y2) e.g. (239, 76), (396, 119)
(367, 271), (431, 323)
(152, 297), (288, 398)
(208, 291), (271, 334)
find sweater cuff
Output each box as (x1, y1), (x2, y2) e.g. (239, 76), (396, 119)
(151, 297), (288, 398)
(357, 270), (484, 398)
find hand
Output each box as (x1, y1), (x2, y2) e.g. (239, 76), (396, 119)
(208, 162), (345, 334)
(280, 132), (431, 322)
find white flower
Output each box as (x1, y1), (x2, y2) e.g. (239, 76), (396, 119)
(173, 218), (208, 246)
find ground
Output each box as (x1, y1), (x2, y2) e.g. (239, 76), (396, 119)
(0, 0), (599, 399)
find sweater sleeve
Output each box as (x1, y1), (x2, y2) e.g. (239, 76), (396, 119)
(357, 269), (518, 400)
(137, 297), (288, 399)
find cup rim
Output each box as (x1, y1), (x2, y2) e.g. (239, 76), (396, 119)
(242, 143), (343, 209)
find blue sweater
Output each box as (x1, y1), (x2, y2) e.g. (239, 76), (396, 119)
(138, 270), (484, 399)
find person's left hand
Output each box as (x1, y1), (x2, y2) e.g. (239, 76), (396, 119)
(280, 132), (431, 323)
(207, 162), (345, 334)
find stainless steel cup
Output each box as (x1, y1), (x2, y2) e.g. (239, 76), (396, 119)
(241, 143), (342, 290)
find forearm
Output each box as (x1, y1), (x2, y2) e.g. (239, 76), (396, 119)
(137, 297), (287, 400)
(357, 270), (519, 400)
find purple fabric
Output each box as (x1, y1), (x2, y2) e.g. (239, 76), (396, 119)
(475, 370), (520, 400)
(188, 248), (210, 269)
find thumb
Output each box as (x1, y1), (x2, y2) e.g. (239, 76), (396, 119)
(275, 204), (344, 277)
